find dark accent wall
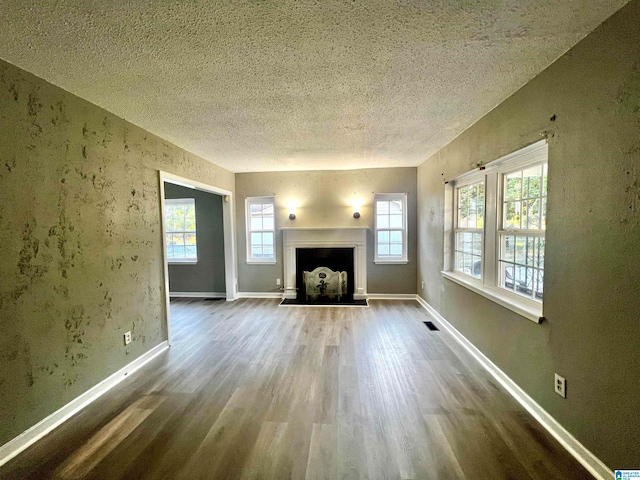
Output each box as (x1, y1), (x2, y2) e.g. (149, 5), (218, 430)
(164, 184), (226, 294)
(0, 59), (235, 446)
(235, 168), (417, 295)
(416, 1), (640, 468)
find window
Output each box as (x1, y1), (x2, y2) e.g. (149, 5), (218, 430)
(374, 193), (407, 263)
(454, 180), (485, 279)
(443, 140), (548, 322)
(246, 196), (275, 264)
(498, 163), (547, 301)
(165, 198), (197, 263)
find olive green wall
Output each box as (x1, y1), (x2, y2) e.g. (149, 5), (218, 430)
(0, 59), (234, 445)
(235, 169), (417, 294)
(417, 1), (640, 469)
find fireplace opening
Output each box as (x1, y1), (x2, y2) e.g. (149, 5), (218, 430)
(295, 248), (354, 303)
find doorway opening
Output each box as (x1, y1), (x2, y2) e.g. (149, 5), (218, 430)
(159, 171), (237, 345)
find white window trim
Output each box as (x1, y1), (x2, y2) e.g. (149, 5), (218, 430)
(374, 193), (408, 264)
(452, 176), (485, 282)
(245, 196), (276, 265)
(165, 198), (198, 264)
(443, 140), (548, 323)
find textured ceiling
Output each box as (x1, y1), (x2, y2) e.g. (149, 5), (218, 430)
(0, 1), (629, 172)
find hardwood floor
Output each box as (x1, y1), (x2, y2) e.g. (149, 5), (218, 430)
(1, 299), (593, 479)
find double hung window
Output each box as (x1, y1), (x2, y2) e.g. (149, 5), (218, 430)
(246, 196), (275, 264)
(374, 193), (408, 263)
(165, 198), (197, 263)
(498, 163), (547, 301)
(454, 181), (485, 279)
(444, 140), (548, 322)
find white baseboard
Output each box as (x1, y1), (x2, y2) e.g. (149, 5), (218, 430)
(415, 296), (613, 480)
(0, 341), (169, 468)
(169, 291), (226, 298)
(367, 293), (417, 300)
(236, 292), (421, 301)
(237, 292), (283, 299)
(236, 292), (419, 301)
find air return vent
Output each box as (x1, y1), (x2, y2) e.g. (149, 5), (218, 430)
(423, 321), (439, 331)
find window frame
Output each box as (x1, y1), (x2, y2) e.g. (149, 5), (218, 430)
(374, 193), (408, 264)
(442, 140), (548, 323)
(497, 161), (548, 303)
(452, 177), (486, 282)
(245, 196), (276, 265)
(165, 198), (198, 264)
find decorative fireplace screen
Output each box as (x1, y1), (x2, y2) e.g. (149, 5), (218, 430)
(303, 267), (347, 301)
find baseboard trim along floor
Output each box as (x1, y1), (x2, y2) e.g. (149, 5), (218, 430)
(415, 295), (613, 480)
(367, 293), (417, 300)
(169, 292), (226, 298)
(237, 292), (420, 301)
(237, 292), (284, 299)
(0, 341), (169, 468)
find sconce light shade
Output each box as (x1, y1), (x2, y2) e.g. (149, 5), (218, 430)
(352, 200), (362, 219)
(287, 202), (297, 220)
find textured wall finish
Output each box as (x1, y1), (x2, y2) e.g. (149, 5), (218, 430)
(0, 59), (234, 446)
(417, 0), (640, 468)
(165, 183), (226, 294)
(0, 1), (629, 172)
(235, 169), (417, 294)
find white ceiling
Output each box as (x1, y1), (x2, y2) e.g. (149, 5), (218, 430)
(0, 1), (628, 172)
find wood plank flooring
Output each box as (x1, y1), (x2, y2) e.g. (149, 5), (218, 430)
(0, 299), (593, 479)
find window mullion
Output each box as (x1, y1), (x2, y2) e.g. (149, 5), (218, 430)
(484, 171), (498, 287)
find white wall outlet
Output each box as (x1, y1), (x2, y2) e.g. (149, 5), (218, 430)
(421, 280), (425, 289)
(124, 331), (132, 346)
(276, 278), (281, 286)
(555, 373), (566, 398)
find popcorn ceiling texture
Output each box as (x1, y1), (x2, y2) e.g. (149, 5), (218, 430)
(0, 0), (629, 172)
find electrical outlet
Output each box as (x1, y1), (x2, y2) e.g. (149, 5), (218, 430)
(124, 331), (132, 346)
(555, 373), (566, 398)
(276, 278), (281, 286)
(421, 280), (425, 289)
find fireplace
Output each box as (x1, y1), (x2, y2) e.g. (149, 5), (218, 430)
(296, 248), (354, 303)
(282, 227), (368, 300)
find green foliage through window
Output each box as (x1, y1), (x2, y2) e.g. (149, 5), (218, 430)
(165, 199), (197, 261)
(455, 181), (485, 279)
(499, 162), (547, 301)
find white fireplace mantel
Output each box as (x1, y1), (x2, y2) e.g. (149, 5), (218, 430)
(282, 227), (368, 299)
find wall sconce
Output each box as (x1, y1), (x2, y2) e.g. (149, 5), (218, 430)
(352, 201), (361, 219)
(287, 202), (297, 220)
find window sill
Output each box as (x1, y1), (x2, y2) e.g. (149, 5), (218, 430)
(374, 259), (409, 265)
(246, 260), (277, 265)
(168, 260), (197, 265)
(441, 271), (543, 324)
